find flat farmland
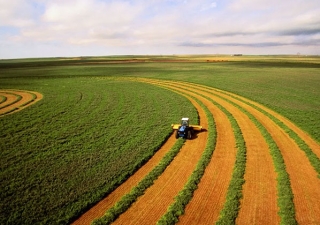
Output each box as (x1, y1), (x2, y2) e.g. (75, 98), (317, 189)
(0, 55), (320, 224)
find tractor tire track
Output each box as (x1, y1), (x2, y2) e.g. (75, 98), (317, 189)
(112, 94), (208, 225)
(0, 90), (43, 116)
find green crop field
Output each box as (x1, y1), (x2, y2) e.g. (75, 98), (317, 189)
(0, 55), (320, 224)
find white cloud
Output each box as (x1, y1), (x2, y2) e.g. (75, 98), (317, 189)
(0, 0), (36, 26)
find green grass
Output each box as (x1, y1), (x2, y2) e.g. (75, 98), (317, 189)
(0, 95), (7, 104)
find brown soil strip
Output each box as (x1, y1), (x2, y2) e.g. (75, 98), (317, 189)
(196, 84), (320, 224)
(0, 90), (43, 116)
(72, 135), (177, 225)
(112, 93), (208, 225)
(158, 81), (279, 224)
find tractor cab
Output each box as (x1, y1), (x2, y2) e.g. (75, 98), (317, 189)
(181, 118), (190, 127)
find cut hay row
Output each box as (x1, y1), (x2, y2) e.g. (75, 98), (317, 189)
(0, 90), (43, 116)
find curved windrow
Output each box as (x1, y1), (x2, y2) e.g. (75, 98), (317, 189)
(0, 90), (42, 116)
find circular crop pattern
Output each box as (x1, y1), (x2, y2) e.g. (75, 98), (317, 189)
(74, 78), (320, 225)
(0, 90), (43, 116)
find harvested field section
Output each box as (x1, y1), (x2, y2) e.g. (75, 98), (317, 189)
(202, 84), (320, 224)
(112, 96), (208, 225)
(156, 80), (279, 224)
(175, 91), (237, 224)
(221, 90), (320, 160)
(143, 79), (237, 224)
(0, 90), (42, 116)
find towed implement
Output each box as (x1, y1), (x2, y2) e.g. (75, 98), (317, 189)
(171, 117), (202, 139)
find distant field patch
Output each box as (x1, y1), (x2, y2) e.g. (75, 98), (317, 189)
(0, 90), (42, 116)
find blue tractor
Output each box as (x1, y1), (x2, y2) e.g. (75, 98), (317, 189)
(171, 118), (202, 139)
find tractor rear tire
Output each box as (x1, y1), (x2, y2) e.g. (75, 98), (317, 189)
(188, 130), (192, 139)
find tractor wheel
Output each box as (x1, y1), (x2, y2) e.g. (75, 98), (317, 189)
(175, 131), (179, 139)
(188, 130), (192, 139)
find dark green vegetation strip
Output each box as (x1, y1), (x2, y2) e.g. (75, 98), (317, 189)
(216, 89), (320, 179)
(0, 95), (7, 104)
(93, 138), (186, 225)
(157, 94), (217, 225)
(0, 78), (197, 225)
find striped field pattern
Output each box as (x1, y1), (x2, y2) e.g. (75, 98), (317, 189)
(74, 78), (320, 225)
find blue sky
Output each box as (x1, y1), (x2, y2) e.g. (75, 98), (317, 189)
(1, 0), (320, 59)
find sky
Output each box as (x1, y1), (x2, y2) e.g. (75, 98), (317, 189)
(0, 0), (320, 59)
